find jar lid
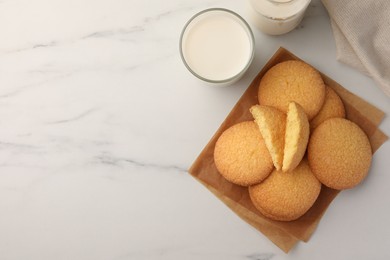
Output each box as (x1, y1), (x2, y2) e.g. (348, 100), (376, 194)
(249, 0), (311, 20)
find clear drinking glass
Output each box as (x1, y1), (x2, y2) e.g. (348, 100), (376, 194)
(180, 8), (255, 87)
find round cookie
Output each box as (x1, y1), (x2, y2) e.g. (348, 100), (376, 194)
(308, 118), (372, 190)
(310, 86), (345, 129)
(249, 159), (321, 221)
(258, 60), (325, 120)
(214, 121), (274, 186)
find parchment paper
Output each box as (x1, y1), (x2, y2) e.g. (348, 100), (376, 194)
(188, 47), (388, 253)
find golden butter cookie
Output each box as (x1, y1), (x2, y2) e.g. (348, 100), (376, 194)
(310, 86), (345, 129)
(250, 105), (286, 170)
(249, 159), (321, 221)
(214, 121), (274, 186)
(282, 102), (310, 172)
(308, 118), (372, 190)
(258, 60), (325, 120)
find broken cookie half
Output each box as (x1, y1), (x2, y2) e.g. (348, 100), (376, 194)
(250, 101), (309, 172)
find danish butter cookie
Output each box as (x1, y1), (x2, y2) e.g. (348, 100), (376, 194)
(249, 159), (321, 221)
(250, 105), (286, 170)
(282, 102), (310, 172)
(310, 86), (345, 129)
(214, 121), (274, 186)
(308, 118), (372, 190)
(258, 60), (325, 120)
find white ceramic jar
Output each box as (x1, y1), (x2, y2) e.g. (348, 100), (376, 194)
(248, 0), (311, 35)
(180, 8), (255, 87)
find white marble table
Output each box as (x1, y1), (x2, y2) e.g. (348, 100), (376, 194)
(0, 0), (389, 259)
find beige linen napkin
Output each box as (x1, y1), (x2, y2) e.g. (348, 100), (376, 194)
(322, 0), (390, 96)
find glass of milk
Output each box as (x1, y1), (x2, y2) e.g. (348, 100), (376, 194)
(180, 8), (255, 87)
(247, 0), (311, 35)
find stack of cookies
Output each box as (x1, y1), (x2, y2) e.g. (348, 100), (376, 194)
(214, 60), (372, 221)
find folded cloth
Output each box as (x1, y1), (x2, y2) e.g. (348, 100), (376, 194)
(322, 0), (390, 97)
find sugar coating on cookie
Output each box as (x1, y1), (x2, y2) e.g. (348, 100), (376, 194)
(310, 86), (345, 129)
(214, 121), (274, 186)
(250, 105), (286, 170)
(258, 60), (325, 120)
(282, 102), (310, 172)
(249, 159), (321, 221)
(308, 118), (372, 190)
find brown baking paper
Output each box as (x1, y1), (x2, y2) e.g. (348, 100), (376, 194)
(188, 47), (388, 253)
